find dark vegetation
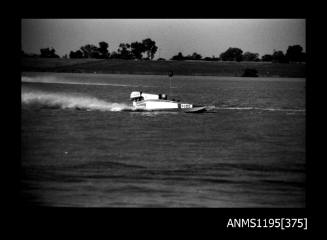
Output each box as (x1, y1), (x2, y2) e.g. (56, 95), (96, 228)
(68, 38), (157, 60)
(170, 45), (305, 63)
(22, 38), (306, 77)
(242, 68), (259, 77)
(21, 58), (306, 77)
(22, 37), (305, 64)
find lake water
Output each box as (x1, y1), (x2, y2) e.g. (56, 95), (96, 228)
(21, 72), (305, 207)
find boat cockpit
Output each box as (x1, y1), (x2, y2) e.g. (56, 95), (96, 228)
(131, 96), (144, 102)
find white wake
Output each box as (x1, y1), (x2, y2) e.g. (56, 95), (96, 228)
(209, 106), (305, 113)
(21, 90), (133, 112)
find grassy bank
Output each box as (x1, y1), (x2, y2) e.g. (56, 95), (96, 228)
(21, 57), (306, 78)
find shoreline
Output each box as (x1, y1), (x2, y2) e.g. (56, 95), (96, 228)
(21, 58), (306, 78)
(21, 72), (305, 83)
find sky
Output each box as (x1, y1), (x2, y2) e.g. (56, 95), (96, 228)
(21, 19), (306, 59)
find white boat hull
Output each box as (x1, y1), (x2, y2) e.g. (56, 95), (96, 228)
(133, 100), (205, 112)
(133, 100), (179, 110)
(130, 91), (206, 113)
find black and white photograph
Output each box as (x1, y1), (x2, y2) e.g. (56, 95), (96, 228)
(21, 19), (306, 208)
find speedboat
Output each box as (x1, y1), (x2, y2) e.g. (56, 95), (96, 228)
(130, 91), (206, 113)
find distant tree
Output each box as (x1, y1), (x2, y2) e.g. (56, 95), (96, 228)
(171, 52), (184, 60)
(98, 41), (110, 59)
(157, 58), (166, 61)
(272, 50), (288, 63)
(286, 45), (305, 62)
(220, 47), (243, 61)
(171, 52), (205, 61)
(261, 54), (273, 62)
(242, 52), (259, 61)
(40, 47), (59, 58)
(183, 55), (191, 60)
(69, 50), (84, 58)
(191, 52), (202, 60)
(204, 55), (219, 61)
(182, 52), (202, 60)
(80, 44), (100, 58)
(117, 43), (133, 59)
(142, 38), (158, 60)
(130, 41), (145, 60)
(203, 57), (212, 61)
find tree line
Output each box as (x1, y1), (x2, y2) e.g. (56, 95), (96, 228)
(22, 38), (305, 63)
(171, 45), (306, 63)
(22, 38), (158, 60)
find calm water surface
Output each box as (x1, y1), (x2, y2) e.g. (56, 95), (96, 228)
(21, 72), (305, 207)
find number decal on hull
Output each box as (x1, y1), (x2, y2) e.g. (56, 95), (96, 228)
(181, 104), (192, 109)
